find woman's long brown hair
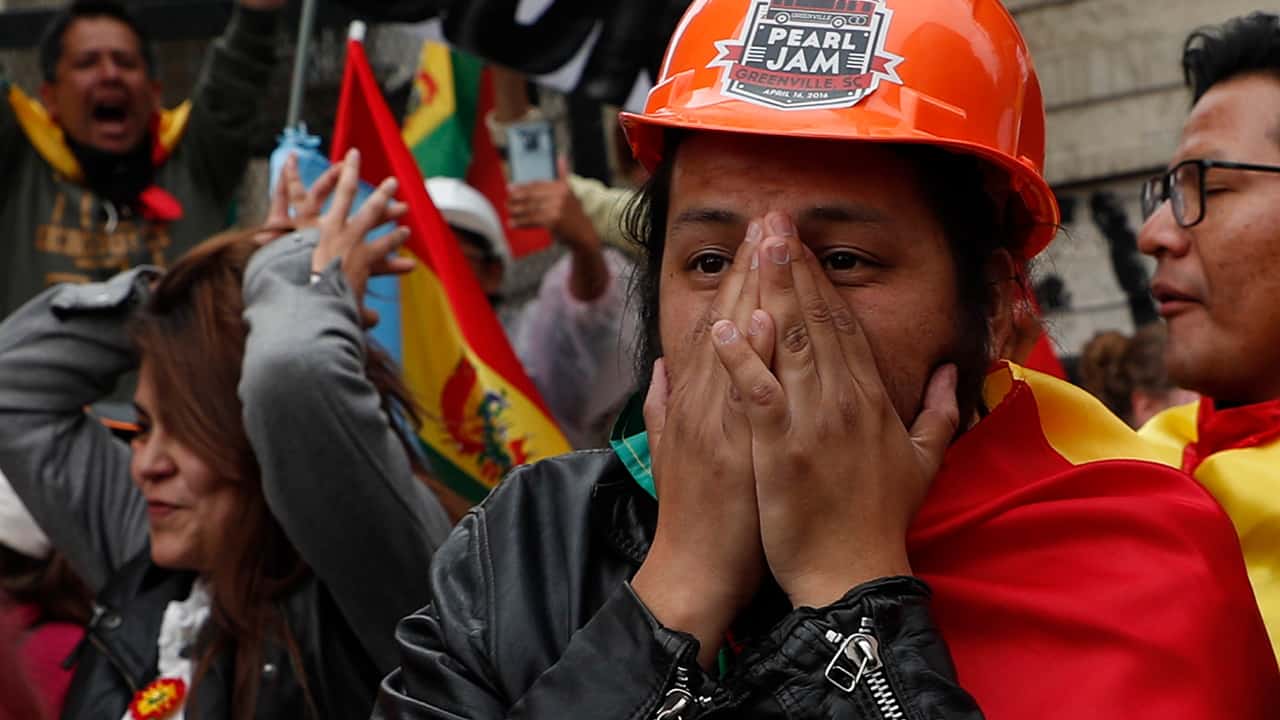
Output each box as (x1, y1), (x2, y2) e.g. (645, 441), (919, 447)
(129, 229), (424, 719)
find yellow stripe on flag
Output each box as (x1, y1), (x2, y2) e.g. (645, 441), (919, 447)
(402, 43), (457, 147)
(400, 262), (571, 487)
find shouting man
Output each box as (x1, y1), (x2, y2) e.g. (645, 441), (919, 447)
(0, 0), (285, 319)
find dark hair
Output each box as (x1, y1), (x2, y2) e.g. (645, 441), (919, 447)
(129, 229), (424, 719)
(1183, 12), (1280, 105)
(39, 0), (157, 83)
(623, 133), (1025, 423)
(0, 546), (92, 627)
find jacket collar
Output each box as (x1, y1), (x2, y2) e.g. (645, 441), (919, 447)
(90, 553), (197, 691)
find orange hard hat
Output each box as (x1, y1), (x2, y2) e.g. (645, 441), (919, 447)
(620, 0), (1059, 258)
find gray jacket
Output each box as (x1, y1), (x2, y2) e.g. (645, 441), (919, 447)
(0, 231), (450, 713)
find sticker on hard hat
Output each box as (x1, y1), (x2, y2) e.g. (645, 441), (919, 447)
(710, 0), (903, 111)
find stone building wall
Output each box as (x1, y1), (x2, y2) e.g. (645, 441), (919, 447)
(1006, 0), (1265, 360)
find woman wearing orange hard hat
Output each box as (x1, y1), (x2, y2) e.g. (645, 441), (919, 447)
(376, 1), (1279, 718)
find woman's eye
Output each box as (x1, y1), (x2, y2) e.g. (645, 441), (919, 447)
(821, 251), (862, 271)
(691, 253), (731, 275)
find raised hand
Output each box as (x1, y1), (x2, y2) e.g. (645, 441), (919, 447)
(311, 149), (416, 327)
(630, 222), (770, 669)
(260, 153), (343, 243)
(711, 212), (960, 609)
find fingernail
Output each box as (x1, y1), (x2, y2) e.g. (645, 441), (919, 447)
(767, 213), (794, 237)
(713, 320), (738, 345)
(750, 249), (760, 271)
(346, 148), (360, 162)
(746, 220), (763, 244)
(385, 178), (399, 193)
(767, 240), (790, 265)
(748, 312), (764, 337)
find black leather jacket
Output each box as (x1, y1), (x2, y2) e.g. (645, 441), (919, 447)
(62, 554), (382, 719)
(376, 450), (983, 719)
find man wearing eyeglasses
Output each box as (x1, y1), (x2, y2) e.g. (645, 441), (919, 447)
(1137, 11), (1280, 660)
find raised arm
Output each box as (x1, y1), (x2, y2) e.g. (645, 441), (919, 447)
(239, 156), (452, 673)
(176, 1), (283, 204)
(512, 249), (635, 447)
(0, 270), (152, 592)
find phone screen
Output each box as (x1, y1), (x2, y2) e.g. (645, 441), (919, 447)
(506, 120), (558, 184)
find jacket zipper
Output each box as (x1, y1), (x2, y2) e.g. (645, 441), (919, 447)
(824, 618), (905, 719)
(653, 665), (712, 719)
(79, 604), (141, 694)
(87, 630), (141, 694)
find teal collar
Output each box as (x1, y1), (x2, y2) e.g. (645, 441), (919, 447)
(608, 393), (655, 499)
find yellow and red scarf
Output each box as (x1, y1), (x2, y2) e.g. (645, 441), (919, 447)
(6, 83), (190, 221)
(1141, 397), (1280, 661)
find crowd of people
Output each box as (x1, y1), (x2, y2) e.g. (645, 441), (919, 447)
(1, 0), (1279, 718)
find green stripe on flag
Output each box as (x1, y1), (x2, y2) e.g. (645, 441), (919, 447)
(409, 49), (485, 180)
(418, 437), (496, 504)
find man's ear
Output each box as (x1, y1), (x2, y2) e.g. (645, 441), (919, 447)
(38, 83), (59, 122)
(985, 249), (1029, 362)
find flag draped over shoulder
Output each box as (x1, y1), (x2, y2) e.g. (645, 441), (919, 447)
(402, 42), (551, 257)
(331, 36), (571, 501)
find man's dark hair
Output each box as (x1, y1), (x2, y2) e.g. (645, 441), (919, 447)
(1183, 12), (1280, 105)
(39, 0), (157, 83)
(623, 132), (1029, 425)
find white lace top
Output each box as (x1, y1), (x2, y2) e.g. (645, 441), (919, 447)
(119, 580), (211, 720)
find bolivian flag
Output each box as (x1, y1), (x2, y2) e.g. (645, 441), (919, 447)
(332, 35), (570, 502)
(401, 42), (551, 257)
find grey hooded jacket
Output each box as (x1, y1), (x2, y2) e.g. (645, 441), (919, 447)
(0, 231), (451, 717)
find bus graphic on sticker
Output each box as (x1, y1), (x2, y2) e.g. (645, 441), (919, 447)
(711, 0), (903, 110)
(766, 0), (878, 29)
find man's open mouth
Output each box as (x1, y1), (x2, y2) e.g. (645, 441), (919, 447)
(91, 102), (129, 127)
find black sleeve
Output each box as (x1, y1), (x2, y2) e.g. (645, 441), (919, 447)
(374, 506), (698, 720)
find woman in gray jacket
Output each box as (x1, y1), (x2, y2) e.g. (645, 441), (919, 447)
(0, 151), (451, 719)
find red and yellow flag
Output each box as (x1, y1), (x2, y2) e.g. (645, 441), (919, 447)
(402, 42), (552, 258)
(332, 37), (570, 502)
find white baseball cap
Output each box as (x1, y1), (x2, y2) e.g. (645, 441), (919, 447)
(425, 177), (512, 273)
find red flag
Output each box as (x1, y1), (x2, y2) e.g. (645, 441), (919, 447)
(330, 36), (544, 411)
(910, 364), (1280, 718)
(1024, 333), (1066, 379)
(331, 36), (571, 500)
(466, 70), (554, 258)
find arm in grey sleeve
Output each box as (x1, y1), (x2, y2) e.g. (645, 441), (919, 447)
(239, 231), (453, 674)
(179, 5), (281, 204)
(0, 271), (153, 592)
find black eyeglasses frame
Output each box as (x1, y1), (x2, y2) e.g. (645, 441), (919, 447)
(1141, 158), (1280, 228)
